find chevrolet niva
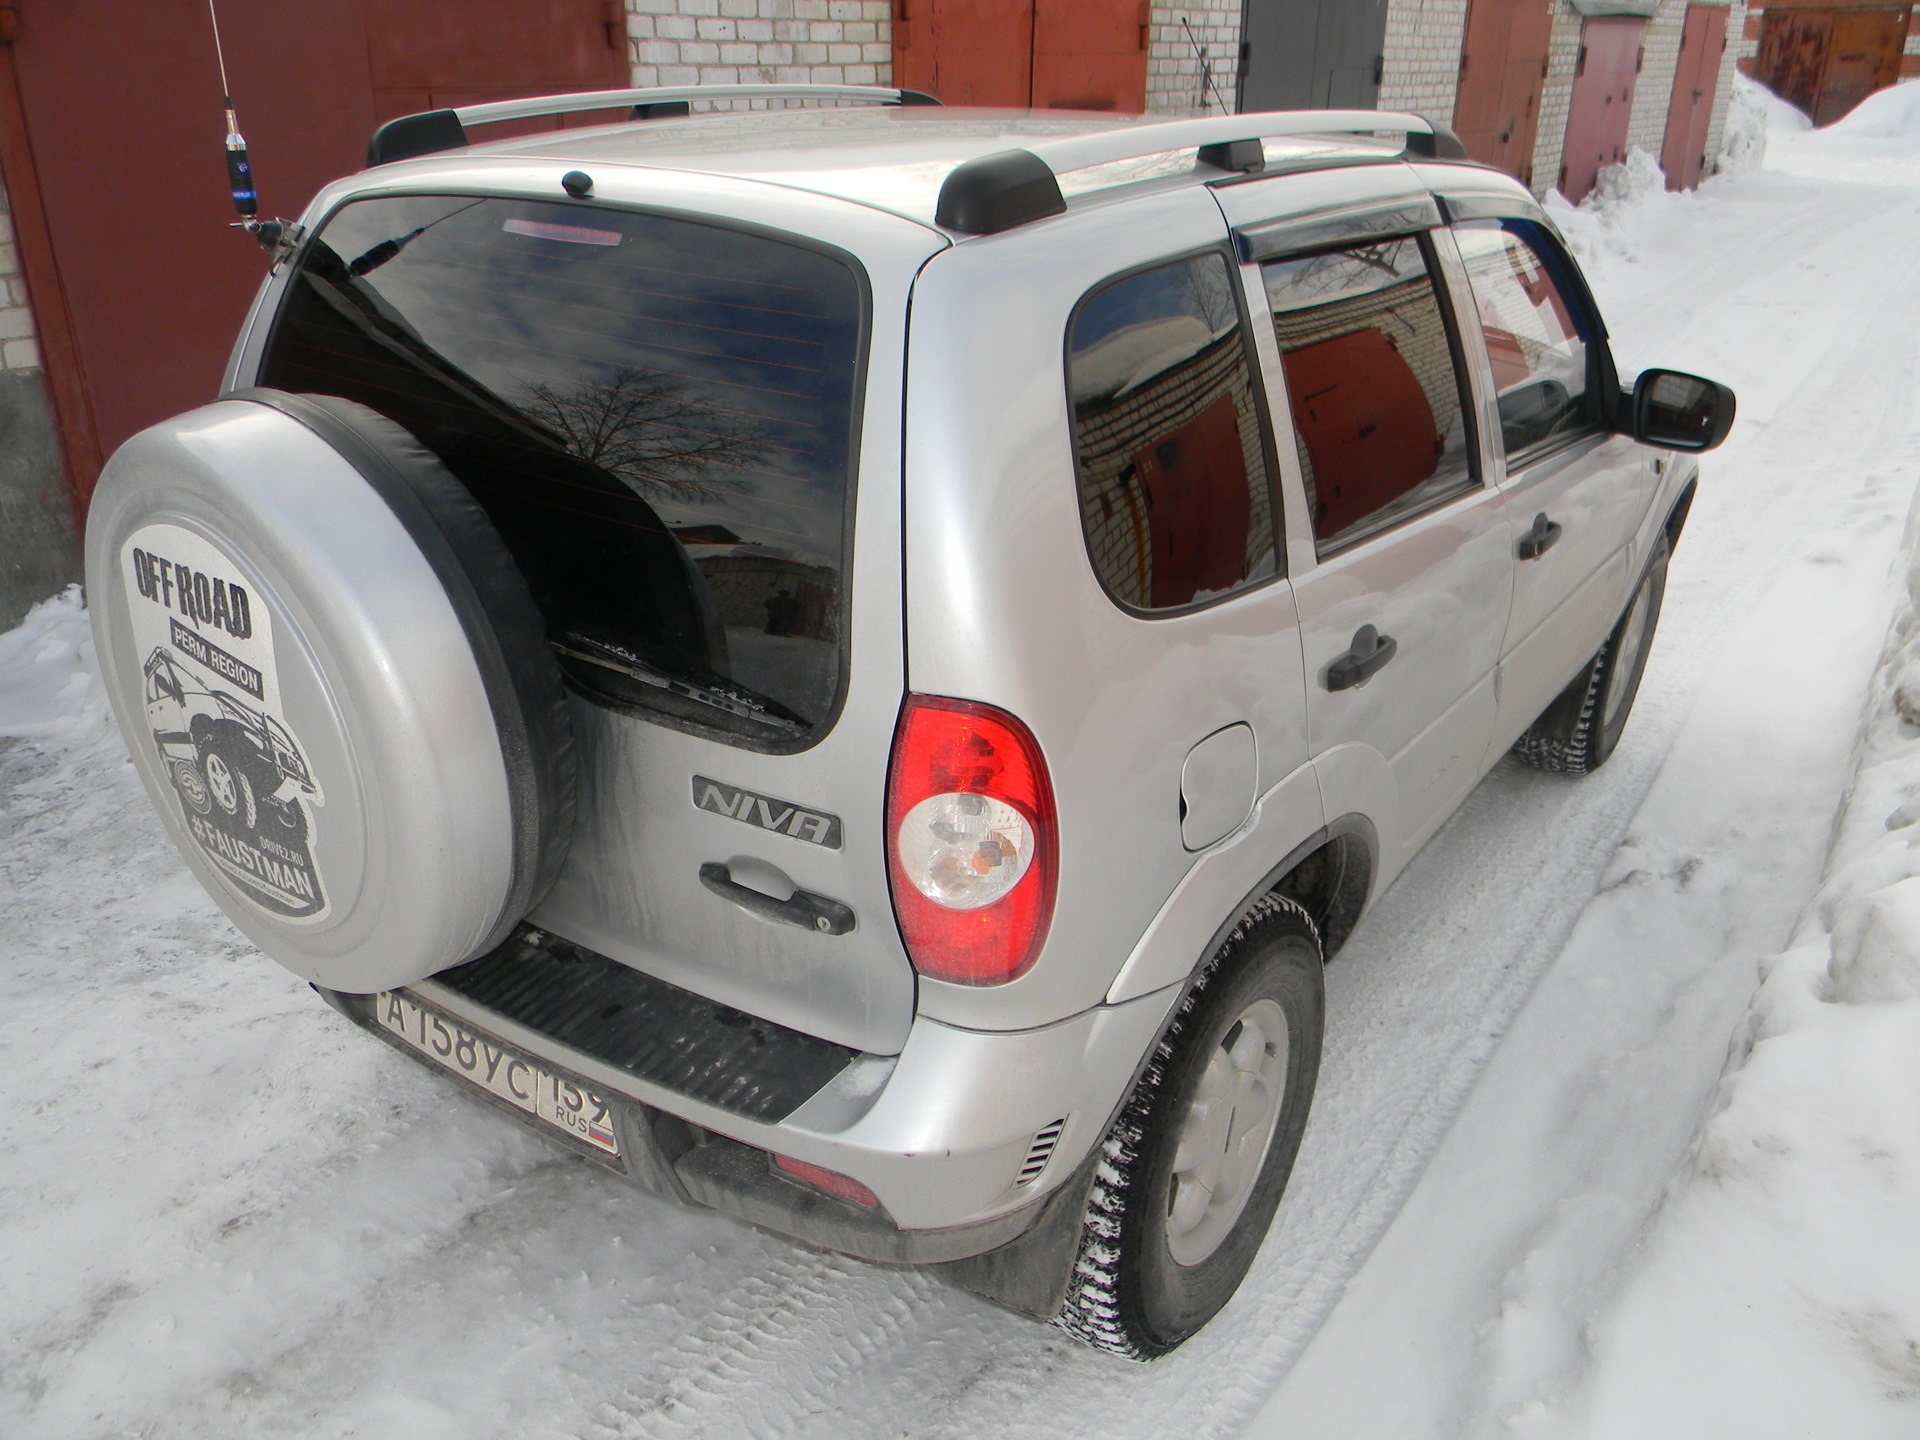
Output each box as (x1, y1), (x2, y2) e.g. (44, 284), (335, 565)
(86, 85), (1733, 1358)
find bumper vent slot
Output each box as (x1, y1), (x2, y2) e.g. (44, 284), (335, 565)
(433, 926), (860, 1123)
(1017, 1118), (1067, 1186)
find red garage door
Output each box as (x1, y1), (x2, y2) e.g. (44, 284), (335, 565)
(0, 0), (630, 514)
(1560, 15), (1646, 203)
(1660, 4), (1727, 191)
(894, 0), (1148, 112)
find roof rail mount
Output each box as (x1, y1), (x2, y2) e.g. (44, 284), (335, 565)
(932, 110), (1471, 235)
(366, 83), (943, 167)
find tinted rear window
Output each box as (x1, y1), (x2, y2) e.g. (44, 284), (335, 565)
(259, 194), (866, 745)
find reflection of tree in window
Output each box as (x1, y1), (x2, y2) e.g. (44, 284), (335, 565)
(519, 364), (770, 505)
(1263, 238), (1473, 552)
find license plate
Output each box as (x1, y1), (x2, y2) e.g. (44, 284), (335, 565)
(375, 991), (619, 1156)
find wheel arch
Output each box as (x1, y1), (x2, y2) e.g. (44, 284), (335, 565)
(1663, 474), (1697, 555)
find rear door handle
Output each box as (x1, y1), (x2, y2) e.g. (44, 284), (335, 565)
(699, 861), (855, 935)
(1326, 624), (1398, 691)
(1517, 512), (1563, 561)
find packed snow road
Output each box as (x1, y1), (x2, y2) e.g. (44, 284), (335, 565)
(6, 91), (1920, 1438)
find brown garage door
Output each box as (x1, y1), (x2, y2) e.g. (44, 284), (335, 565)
(1756, 5), (1909, 126)
(1453, 0), (1558, 188)
(0, 0), (630, 512)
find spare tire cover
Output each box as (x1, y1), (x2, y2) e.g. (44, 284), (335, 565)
(85, 391), (575, 993)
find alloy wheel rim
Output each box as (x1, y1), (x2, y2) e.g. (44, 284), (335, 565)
(1166, 996), (1290, 1267)
(204, 753), (238, 813)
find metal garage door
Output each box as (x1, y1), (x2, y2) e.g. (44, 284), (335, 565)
(1238, 0), (1388, 111)
(0, 0), (630, 510)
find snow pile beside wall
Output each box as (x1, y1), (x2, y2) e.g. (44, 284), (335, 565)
(1540, 496), (1920, 1438)
(0, 587), (104, 742)
(1545, 148), (1667, 278)
(1717, 72), (1800, 177)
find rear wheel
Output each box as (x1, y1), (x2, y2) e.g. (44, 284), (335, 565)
(1054, 894), (1324, 1359)
(1512, 531), (1670, 775)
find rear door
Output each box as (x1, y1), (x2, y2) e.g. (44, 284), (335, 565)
(1439, 194), (1652, 748)
(253, 178), (943, 1055)
(1217, 173), (1514, 871)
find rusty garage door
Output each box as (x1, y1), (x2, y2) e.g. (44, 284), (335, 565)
(1559, 14), (1646, 203)
(893, 0), (1148, 111)
(1454, 0), (1558, 187)
(1660, 3), (1727, 191)
(1755, 5), (1910, 126)
(0, 0), (630, 511)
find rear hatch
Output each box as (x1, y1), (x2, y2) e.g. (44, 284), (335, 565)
(254, 181), (935, 1053)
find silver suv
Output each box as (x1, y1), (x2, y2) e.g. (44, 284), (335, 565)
(85, 86), (1733, 1358)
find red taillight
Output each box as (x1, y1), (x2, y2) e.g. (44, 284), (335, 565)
(773, 1154), (880, 1208)
(885, 694), (1058, 986)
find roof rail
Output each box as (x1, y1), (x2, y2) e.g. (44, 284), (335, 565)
(367, 83), (941, 167)
(934, 110), (1468, 236)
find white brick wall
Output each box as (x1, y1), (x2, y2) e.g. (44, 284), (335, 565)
(0, 174), (39, 373)
(1379, 0), (1473, 121)
(1147, 2), (1244, 115)
(626, 0), (894, 92)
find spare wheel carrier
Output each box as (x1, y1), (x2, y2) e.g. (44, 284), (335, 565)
(85, 391), (575, 993)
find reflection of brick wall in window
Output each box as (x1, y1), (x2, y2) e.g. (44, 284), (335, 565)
(1074, 330), (1271, 609)
(1269, 276), (1459, 519)
(1458, 241), (1561, 375)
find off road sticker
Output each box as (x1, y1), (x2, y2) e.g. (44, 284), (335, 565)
(122, 524), (328, 920)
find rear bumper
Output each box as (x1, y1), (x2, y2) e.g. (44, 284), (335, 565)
(318, 926), (1177, 1256)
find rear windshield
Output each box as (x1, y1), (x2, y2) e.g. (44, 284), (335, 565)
(259, 194), (867, 745)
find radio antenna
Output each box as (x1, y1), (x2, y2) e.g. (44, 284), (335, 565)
(207, 0), (258, 220)
(205, 2), (298, 259)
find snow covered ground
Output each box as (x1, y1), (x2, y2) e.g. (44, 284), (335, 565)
(6, 82), (1920, 1438)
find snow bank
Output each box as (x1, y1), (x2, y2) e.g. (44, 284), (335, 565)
(0, 587), (102, 741)
(1718, 73), (1806, 177)
(1826, 77), (1920, 138)
(1533, 496), (1920, 1438)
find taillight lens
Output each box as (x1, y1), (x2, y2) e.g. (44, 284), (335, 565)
(886, 695), (1057, 985)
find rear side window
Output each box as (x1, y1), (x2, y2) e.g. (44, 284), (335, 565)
(1452, 218), (1601, 458)
(1261, 235), (1477, 554)
(259, 194), (866, 747)
(1067, 253), (1279, 612)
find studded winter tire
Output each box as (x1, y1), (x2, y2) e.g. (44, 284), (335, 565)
(87, 390), (575, 992)
(1054, 894), (1325, 1359)
(1512, 530), (1670, 776)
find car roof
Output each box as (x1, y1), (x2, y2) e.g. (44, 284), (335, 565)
(433, 106), (1438, 231)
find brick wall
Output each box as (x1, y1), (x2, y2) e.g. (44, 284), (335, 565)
(1148, 1), (1243, 114)
(626, 0), (894, 90)
(0, 173), (40, 373)
(1379, 0), (1474, 121)
(624, 0), (1243, 110)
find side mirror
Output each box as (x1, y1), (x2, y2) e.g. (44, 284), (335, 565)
(1628, 368), (1736, 452)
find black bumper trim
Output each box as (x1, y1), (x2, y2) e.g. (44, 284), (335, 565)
(429, 925), (858, 1123)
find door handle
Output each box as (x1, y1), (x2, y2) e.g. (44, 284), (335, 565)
(699, 861), (855, 935)
(1326, 624), (1398, 692)
(1517, 512), (1563, 561)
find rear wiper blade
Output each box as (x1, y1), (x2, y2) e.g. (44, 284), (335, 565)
(555, 636), (804, 732)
